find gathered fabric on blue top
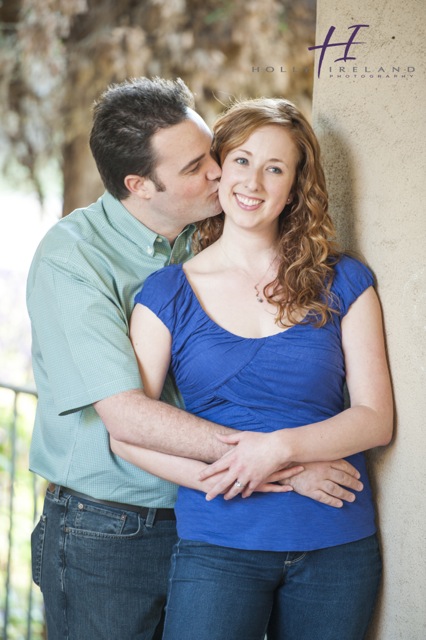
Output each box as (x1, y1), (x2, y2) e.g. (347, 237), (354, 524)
(135, 254), (377, 551)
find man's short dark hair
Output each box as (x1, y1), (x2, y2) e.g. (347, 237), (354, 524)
(89, 77), (195, 200)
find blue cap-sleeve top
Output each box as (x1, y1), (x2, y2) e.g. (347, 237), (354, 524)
(135, 255), (376, 551)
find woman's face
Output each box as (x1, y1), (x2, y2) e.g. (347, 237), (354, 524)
(218, 125), (298, 234)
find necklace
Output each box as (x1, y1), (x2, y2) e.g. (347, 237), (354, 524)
(253, 255), (277, 303)
(219, 241), (277, 304)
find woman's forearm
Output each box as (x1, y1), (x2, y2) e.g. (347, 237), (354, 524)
(278, 404), (393, 464)
(110, 436), (301, 499)
(111, 436), (209, 491)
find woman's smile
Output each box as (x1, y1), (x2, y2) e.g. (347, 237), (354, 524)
(234, 193), (264, 209)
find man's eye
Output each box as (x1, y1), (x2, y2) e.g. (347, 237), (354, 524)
(189, 163), (201, 173)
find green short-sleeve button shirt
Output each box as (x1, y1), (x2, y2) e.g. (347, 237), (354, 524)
(27, 192), (195, 507)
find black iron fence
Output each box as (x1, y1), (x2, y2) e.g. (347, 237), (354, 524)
(0, 381), (45, 640)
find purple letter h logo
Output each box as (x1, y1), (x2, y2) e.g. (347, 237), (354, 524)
(309, 24), (370, 78)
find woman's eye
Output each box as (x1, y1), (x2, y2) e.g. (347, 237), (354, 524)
(235, 157), (248, 165)
(268, 166), (282, 174)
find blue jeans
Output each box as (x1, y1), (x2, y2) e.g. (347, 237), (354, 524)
(31, 486), (177, 640)
(162, 535), (382, 640)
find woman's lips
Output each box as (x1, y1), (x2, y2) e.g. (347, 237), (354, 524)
(234, 193), (263, 208)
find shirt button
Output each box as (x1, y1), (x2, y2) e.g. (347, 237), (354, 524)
(147, 246), (154, 255)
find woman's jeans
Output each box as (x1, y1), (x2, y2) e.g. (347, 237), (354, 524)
(162, 535), (382, 640)
(31, 486), (177, 640)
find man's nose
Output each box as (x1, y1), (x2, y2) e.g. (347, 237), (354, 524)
(206, 156), (221, 181)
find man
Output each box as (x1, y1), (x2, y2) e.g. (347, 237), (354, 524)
(27, 77), (362, 640)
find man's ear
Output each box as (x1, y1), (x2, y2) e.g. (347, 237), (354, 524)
(124, 174), (155, 199)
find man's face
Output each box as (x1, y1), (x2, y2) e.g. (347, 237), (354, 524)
(148, 109), (222, 233)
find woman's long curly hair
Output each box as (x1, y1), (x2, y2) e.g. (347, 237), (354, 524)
(193, 98), (342, 327)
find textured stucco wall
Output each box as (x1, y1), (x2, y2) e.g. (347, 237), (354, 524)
(312, 1), (426, 638)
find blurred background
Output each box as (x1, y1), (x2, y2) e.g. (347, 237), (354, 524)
(0, 0), (316, 637)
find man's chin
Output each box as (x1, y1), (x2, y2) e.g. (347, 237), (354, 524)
(187, 200), (222, 225)
(210, 199), (223, 217)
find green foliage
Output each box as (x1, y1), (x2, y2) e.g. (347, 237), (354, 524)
(0, 390), (45, 639)
(204, 2), (234, 25)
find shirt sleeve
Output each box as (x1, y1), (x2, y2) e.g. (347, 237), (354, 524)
(134, 266), (184, 335)
(332, 255), (375, 316)
(27, 257), (142, 416)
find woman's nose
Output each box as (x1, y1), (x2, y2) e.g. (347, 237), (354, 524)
(245, 169), (262, 191)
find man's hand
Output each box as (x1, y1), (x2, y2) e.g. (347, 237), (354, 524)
(199, 431), (290, 500)
(275, 460), (363, 508)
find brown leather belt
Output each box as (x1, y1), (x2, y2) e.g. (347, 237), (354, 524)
(47, 483), (176, 521)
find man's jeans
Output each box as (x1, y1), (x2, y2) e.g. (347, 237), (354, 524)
(31, 486), (177, 640)
(162, 535), (382, 640)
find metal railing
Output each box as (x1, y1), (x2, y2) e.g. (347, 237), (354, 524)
(0, 381), (45, 640)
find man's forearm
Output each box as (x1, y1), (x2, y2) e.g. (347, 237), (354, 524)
(94, 389), (235, 462)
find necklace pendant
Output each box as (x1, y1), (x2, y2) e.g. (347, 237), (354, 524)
(255, 285), (264, 303)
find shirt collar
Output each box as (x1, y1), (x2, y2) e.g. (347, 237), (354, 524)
(101, 191), (195, 257)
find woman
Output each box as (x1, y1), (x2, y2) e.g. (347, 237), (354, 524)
(111, 98), (393, 639)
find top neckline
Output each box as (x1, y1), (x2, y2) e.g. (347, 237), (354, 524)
(177, 263), (300, 341)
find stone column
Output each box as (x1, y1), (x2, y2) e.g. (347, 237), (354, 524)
(312, 2), (426, 638)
